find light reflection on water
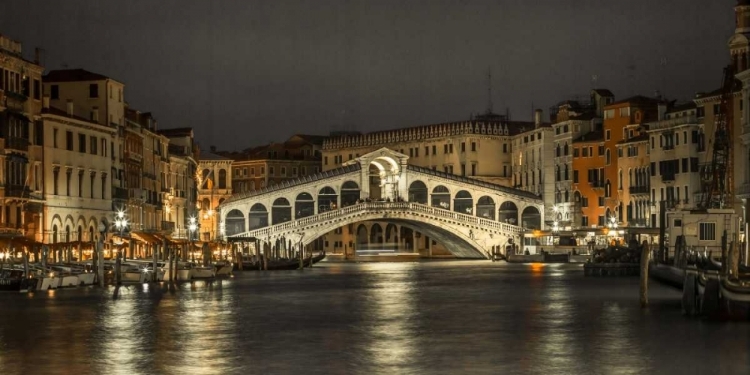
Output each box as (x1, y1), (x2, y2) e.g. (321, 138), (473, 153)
(0, 261), (749, 375)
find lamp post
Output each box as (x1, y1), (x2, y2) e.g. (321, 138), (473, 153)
(189, 216), (197, 263)
(114, 210), (128, 285)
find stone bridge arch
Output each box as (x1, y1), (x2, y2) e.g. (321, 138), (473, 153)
(233, 203), (522, 259)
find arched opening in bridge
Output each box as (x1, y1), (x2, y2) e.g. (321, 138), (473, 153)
(272, 198), (292, 225)
(453, 190), (473, 215)
(341, 181), (360, 207)
(408, 180), (428, 204)
(225, 209), (245, 236)
(369, 223), (384, 247)
(431, 185), (450, 209)
(249, 203), (268, 230)
(499, 201), (518, 225)
(356, 224), (368, 250)
(400, 227), (414, 251)
(476, 196), (496, 220)
(318, 186), (338, 212)
(295, 192), (315, 219)
(367, 155), (401, 201)
(521, 206), (541, 230)
(385, 223), (398, 251)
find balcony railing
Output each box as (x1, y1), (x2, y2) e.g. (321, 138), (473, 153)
(628, 185), (649, 194)
(4, 185), (31, 198)
(161, 221), (175, 232)
(5, 137), (29, 152)
(112, 186), (129, 200)
(661, 173), (675, 182)
(648, 115), (699, 131)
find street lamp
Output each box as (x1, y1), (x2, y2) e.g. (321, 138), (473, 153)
(189, 216), (197, 263)
(113, 210), (129, 285)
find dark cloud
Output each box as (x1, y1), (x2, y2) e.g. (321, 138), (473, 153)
(0, 0), (733, 150)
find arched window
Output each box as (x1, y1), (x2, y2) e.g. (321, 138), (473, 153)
(556, 144), (561, 157)
(618, 169), (623, 190)
(564, 142), (569, 156)
(564, 165), (569, 181)
(218, 169), (227, 189)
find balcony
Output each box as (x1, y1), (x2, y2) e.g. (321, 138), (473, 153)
(739, 182), (750, 198)
(4, 185), (31, 198)
(112, 186), (129, 200)
(125, 152), (142, 162)
(628, 185), (649, 195)
(161, 221), (175, 232)
(627, 218), (648, 227)
(648, 115), (699, 131)
(661, 173), (675, 182)
(5, 137), (29, 152)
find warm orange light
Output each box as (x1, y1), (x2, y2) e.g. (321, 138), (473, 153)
(530, 263), (544, 273)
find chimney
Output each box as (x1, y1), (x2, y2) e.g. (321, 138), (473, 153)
(534, 109), (543, 128)
(42, 96), (50, 109)
(66, 100), (74, 116)
(91, 106), (99, 123)
(657, 101), (667, 121)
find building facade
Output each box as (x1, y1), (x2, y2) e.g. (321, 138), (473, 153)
(158, 128), (199, 240)
(40, 98), (116, 254)
(0, 34), (44, 242)
(197, 150), (233, 241)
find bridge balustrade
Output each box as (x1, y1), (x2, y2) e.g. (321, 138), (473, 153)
(232, 201), (524, 240)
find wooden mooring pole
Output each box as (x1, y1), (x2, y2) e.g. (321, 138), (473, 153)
(640, 241), (650, 308)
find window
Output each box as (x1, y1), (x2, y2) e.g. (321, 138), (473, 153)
(605, 149), (611, 165)
(90, 136), (98, 155)
(449, 144), (453, 153)
(53, 168), (59, 195)
(90, 173), (95, 198)
(471, 164), (476, 176)
(50, 85), (59, 99)
(269, 167), (274, 176)
(444, 144), (448, 154)
(461, 164), (466, 176)
(471, 142), (476, 151)
(324, 156), (328, 165)
(78, 133), (86, 153)
(101, 175), (107, 199)
(461, 142), (465, 152)
(89, 83), (99, 98)
(53, 128), (58, 148)
(292, 167), (297, 176)
(581, 216), (589, 226)
(699, 222), (716, 241)
(280, 167), (286, 176)
(620, 107), (630, 117)
(432, 145), (437, 155)
(503, 144), (507, 153)
(605, 130), (611, 141)
(33, 79), (41, 100)
(66, 170), (72, 196)
(573, 170), (579, 183)
(66, 131), (73, 151)
(78, 171), (83, 198)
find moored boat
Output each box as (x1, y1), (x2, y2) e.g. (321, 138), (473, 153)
(0, 269), (35, 292)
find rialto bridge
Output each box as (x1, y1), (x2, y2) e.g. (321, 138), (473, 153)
(218, 148), (544, 259)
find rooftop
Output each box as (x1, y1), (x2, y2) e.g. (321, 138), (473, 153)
(44, 68), (113, 83)
(572, 130), (604, 143)
(157, 127), (194, 138)
(199, 151), (232, 161)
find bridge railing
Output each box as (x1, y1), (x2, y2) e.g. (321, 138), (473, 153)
(234, 201), (525, 239)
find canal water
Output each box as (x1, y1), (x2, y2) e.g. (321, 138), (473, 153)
(0, 261), (748, 375)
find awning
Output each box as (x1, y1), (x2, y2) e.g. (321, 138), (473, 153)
(130, 231), (161, 244)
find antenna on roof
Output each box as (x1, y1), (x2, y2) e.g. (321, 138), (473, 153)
(660, 57), (668, 99)
(487, 67), (493, 113)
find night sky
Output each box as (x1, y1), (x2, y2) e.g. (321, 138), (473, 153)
(0, 0), (734, 151)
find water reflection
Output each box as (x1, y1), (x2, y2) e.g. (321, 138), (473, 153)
(360, 263), (418, 373)
(0, 263), (749, 374)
